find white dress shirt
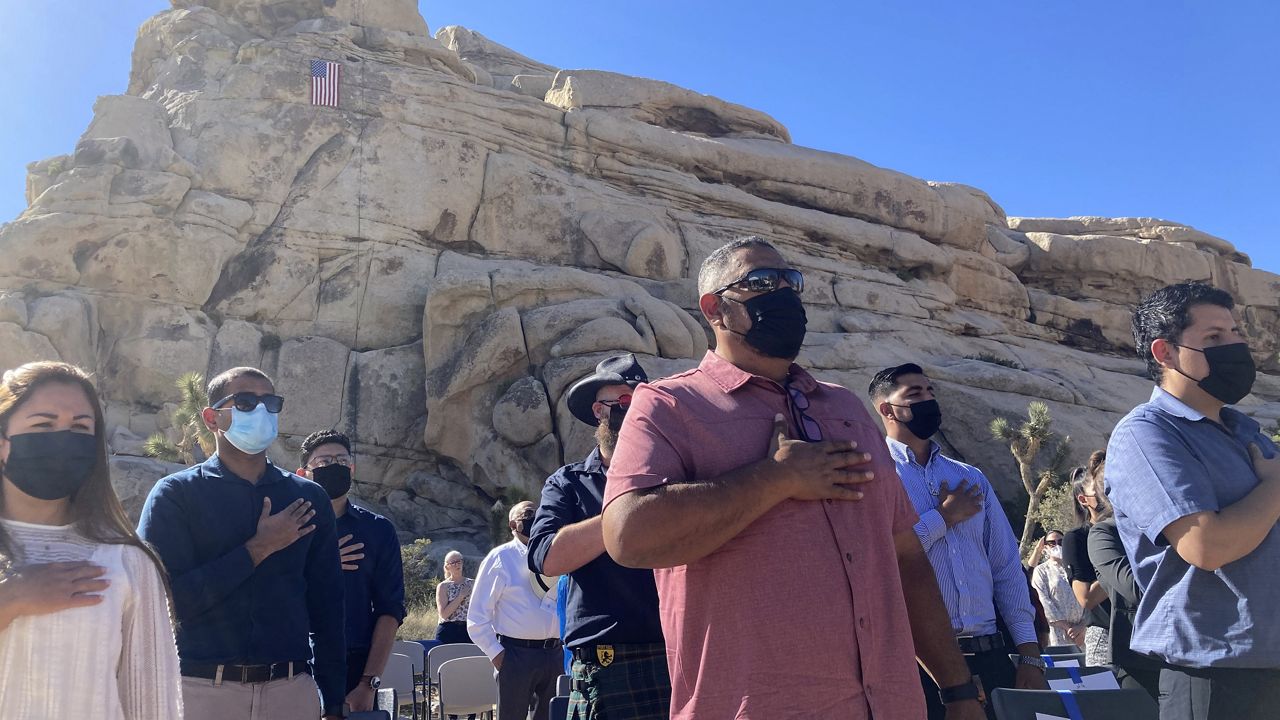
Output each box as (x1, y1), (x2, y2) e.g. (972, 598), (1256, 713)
(466, 538), (560, 659)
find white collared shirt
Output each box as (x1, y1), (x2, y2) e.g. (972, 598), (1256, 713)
(466, 538), (560, 659)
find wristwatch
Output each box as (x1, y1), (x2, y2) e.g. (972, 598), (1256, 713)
(1017, 654), (1047, 670)
(363, 674), (382, 689)
(938, 680), (981, 704)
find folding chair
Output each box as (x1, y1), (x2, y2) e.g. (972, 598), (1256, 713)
(437, 656), (497, 720)
(427, 643), (485, 720)
(384, 651), (419, 720)
(991, 688), (1158, 720)
(556, 674), (572, 696)
(1009, 652), (1086, 668)
(394, 639), (429, 701)
(550, 695), (570, 720)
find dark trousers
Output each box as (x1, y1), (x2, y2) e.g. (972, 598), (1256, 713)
(1158, 664), (1280, 720)
(346, 647), (370, 694)
(919, 646), (1016, 720)
(436, 620), (471, 644)
(497, 639), (563, 720)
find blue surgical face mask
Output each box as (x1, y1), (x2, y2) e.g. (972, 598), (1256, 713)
(223, 404), (278, 455)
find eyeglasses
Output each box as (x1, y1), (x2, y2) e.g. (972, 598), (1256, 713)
(308, 454), (353, 469)
(213, 392), (285, 414)
(446, 560), (462, 566)
(1043, 539), (1061, 547)
(599, 394), (632, 409)
(713, 268), (805, 296)
(786, 382), (823, 442)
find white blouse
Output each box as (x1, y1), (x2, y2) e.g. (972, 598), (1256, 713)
(0, 519), (182, 719)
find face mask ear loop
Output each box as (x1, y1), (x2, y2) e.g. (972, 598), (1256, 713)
(1164, 343), (1206, 385)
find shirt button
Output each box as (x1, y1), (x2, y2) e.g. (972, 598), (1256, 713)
(825, 499), (833, 504)
(859, 617), (867, 629)
(845, 552), (853, 562)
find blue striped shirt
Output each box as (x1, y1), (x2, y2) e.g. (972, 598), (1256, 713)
(886, 437), (1038, 646)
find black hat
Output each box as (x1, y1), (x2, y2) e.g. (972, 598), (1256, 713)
(565, 353), (649, 426)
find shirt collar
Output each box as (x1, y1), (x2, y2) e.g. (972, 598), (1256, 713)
(582, 447), (606, 474)
(203, 453), (289, 485)
(885, 435), (940, 466)
(1149, 386), (1206, 422)
(698, 350), (816, 394)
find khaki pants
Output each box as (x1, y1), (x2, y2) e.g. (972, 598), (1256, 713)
(182, 672), (322, 720)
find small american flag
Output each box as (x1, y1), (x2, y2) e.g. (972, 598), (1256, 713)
(311, 60), (341, 108)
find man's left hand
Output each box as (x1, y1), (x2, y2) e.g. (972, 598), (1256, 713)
(1015, 663), (1049, 689)
(944, 700), (986, 720)
(338, 533), (366, 572)
(345, 682), (376, 712)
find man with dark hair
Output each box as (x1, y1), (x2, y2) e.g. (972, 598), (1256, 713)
(138, 367), (346, 720)
(1107, 281), (1280, 719)
(868, 363), (1046, 720)
(601, 237), (983, 720)
(528, 353), (671, 720)
(297, 430), (405, 714)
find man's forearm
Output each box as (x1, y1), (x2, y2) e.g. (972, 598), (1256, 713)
(603, 462), (788, 568)
(362, 615), (401, 677)
(896, 536), (971, 689)
(541, 516), (606, 576)
(1166, 478), (1280, 570)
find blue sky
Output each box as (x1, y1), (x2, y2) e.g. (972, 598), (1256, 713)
(2, 1), (1276, 272)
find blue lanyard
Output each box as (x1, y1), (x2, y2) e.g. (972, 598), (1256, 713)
(1055, 690), (1085, 720)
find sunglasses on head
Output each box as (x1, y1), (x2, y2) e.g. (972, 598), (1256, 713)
(599, 394), (632, 409)
(214, 392), (285, 414)
(713, 267), (805, 296)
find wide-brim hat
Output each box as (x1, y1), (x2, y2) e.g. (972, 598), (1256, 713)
(565, 353), (649, 426)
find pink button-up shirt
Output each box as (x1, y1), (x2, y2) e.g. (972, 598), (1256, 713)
(604, 351), (925, 720)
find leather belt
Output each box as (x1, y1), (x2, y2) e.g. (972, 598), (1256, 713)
(182, 661), (311, 684)
(498, 635), (562, 649)
(956, 633), (1007, 654)
(570, 642), (665, 662)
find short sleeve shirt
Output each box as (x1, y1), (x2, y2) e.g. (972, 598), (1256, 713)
(1105, 386), (1280, 668)
(604, 351), (923, 720)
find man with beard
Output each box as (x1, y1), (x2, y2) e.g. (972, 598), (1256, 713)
(1106, 282), (1280, 719)
(600, 237), (983, 720)
(868, 363), (1046, 720)
(528, 354), (671, 720)
(296, 430), (405, 715)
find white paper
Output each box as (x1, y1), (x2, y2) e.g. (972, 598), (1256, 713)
(1045, 658), (1080, 667)
(1047, 671), (1122, 691)
(1034, 714), (1071, 720)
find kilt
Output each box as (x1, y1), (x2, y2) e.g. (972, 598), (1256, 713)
(568, 642), (671, 720)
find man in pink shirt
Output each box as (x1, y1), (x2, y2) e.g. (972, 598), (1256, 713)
(602, 237), (984, 720)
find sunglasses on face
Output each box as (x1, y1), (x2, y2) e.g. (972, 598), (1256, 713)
(713, 267), (805, 296)
(214, 392), (285, 414)
(599, 394), (632, 409)
(1044, 539), (1061, 547)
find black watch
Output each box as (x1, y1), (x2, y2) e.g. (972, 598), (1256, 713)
(938, 681), (981, 704)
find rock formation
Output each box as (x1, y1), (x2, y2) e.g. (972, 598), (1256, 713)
(1, 0), (1276, 556)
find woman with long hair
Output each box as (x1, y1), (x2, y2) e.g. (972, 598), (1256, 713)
(0, 361), (181, 718)
(435, 550), (474, 644)
(1061, 451), (1112, 666)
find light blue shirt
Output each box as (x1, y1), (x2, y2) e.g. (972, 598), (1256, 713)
(886, 437), (1038, 646)
(1106, 386), (1280, 669)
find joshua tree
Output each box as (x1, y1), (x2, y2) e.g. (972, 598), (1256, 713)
(144, 372), (215, 465)
(990, 401), (1073, 557)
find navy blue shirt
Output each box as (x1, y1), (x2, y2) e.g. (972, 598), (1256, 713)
(527, 448), (664, 648)
(336, 502), (406, 651)
(137, 455), (346, 712)
(1106, 387), (1280, 669)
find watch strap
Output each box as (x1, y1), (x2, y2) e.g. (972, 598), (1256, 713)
(1018, 654), (1048, 670)
(938, 680), (981, 704)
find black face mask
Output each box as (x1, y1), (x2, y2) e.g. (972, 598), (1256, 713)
(513, 514), (533, 537)
(889, 399), (942, 440)
(311, 463), (352, 500)
(1172, 342), (1256, 405)
(722, 287), (808, 359)
(3, 430), (98, 501)
(607, 404), (627, 433)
